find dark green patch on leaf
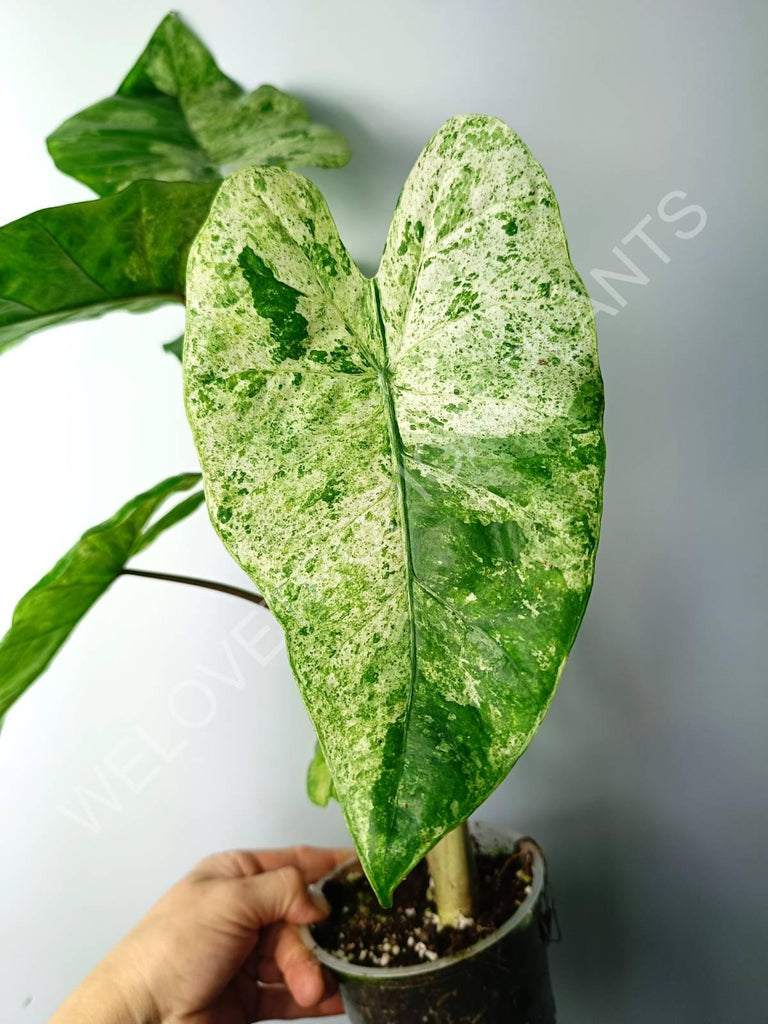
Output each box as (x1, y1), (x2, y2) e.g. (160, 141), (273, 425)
(237, 246), (309, 361)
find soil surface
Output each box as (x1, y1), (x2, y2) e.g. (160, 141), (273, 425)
(312, 839), (533, 968)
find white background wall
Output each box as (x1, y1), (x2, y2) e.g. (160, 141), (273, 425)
(0, 1), (766, 1021)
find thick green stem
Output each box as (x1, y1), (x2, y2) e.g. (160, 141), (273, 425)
(426, 820), (477, 926)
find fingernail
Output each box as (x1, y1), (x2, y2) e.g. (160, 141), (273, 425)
(309, 886), (331, 915)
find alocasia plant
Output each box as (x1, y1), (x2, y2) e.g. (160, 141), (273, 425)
(183, 115), (605, 902)
(0, 13), (603, 912)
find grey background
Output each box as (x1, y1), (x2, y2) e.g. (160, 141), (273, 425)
(0, 1), (765, 1021)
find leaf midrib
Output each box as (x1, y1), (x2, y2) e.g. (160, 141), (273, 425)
(372, 279), (418, 834)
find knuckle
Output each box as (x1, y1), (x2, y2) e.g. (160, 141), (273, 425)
(227, 849), (261, 877)
(276, 864), (304, 893)
(196, 848), (261, 880)
(188, 852), (220, 879)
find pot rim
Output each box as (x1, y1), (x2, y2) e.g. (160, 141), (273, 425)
(300, 824), (545, 981)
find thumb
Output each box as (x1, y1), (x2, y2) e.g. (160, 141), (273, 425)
(236, 865), (332, 929)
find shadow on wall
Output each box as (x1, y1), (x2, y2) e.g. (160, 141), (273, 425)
(533, 801), (630, 1023)
(544, 802), (752, 1024)
(483, 604), (734, 1022)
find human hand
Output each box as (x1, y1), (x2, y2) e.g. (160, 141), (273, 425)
(51, 846), (352, 1023)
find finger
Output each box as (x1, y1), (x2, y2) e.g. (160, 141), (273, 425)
(253, 920), (297, 962)
(235, 975), (342, 1020)
(256, 846), (355, 884)
(244, 924), (340, 998)
(240, 846), (356, 883)
(188, 848), (271, 881)
(236, 864), (333, 930)
(241, 937), (264, 981)
(190, 846), (354, 884)
(256, 984), (344, 1020)
(249, 922), (286, 983)
(249, 924), (283, 985)
(255, 957), (283, 984)
(271, 921), (327, 1006)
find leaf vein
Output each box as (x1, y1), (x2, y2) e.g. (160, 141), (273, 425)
(32, 220), (114, 300)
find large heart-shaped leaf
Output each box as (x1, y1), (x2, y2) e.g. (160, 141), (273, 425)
(47, 12), (350, 197)
(0, 180), (218, 354)
(0, 474), (203, 720)
(184, 116), (605, 903)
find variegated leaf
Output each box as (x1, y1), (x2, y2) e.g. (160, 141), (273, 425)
(184, 116), (605, 903)
(47, 12), (350, 197)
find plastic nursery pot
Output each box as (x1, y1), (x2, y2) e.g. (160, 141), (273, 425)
(302, 823), (557, 1024)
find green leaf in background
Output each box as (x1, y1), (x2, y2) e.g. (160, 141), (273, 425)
(0, 473), (202, 720)
(163, 334), (185, 361)
(0, 179), (218, 354)
(131, 488), (205, 554)
(184, 116), (605, 903)
(307, 742), (336, 808)
(47, 12), (351, 197)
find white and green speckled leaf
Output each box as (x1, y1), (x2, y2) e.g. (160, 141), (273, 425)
(184, 116), (605, 903)
(47, 12), (350, 197)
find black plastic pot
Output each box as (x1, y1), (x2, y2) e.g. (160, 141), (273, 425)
(303, 824), (557, 1024)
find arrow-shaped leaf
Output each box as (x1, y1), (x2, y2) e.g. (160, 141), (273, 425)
(184, 116), (605, 903)
(0, 180), (218, 354)
(0, 474), (203, 719)
(47, 12), (350, 197)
